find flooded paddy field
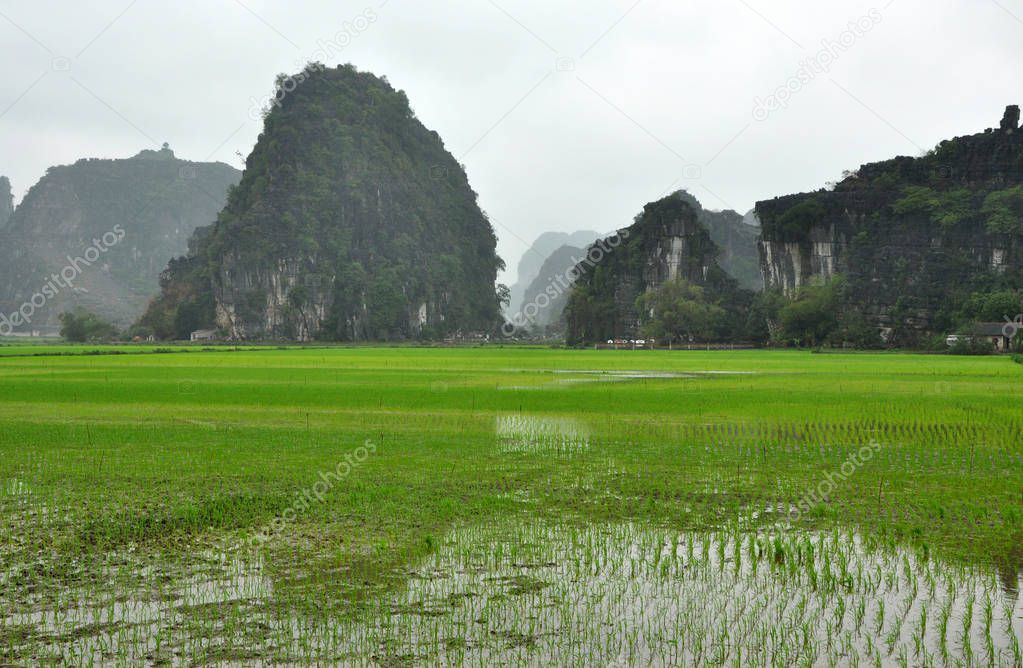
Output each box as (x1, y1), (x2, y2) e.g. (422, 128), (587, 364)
(0, 346), (1021, 664)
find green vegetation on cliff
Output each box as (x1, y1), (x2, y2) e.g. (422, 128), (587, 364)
(0, 147), (239, 332)
(565, 193), (754, 345)
(145, 64), (504, 341)
(757, 107), (1023, 345)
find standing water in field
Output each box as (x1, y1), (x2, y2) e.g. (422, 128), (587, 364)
(495, 415), (590, 454)
(3, 520), (1022, 665)
(358, 522), (1023, 667)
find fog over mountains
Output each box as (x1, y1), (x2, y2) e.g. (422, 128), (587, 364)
(1, 2), (1017, 283)
(0, 149), (239, 333)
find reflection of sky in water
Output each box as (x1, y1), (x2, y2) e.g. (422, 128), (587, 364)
(4, 517), (1022, 665)
(495, 415), (590, 454)
(497, 369), (755, 389)
(367, 522), (1023, 666)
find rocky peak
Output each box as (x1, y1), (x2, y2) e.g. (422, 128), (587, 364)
(0, 152), (239, 333)
(131, 143), (178, 162)
(0, 176), (12, 230)
(564, 192), (746, 343)
(141, 64), (504, 342)
(1000, 105), (1019, 132)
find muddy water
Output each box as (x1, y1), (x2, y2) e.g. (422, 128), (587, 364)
(2, 552), (275, 665)
(363, 522), (1023, 666)
(4, 521), (1022, 666)
(495, 415), (590, 454)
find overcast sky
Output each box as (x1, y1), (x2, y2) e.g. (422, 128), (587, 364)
(1, 0), (1020, 282)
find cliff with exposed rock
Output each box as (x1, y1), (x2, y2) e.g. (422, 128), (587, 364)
(0, 149), (239, 333)
(675, 190), (763, 291)
(142, 65), (504, 341)
(565, 192), (748, 344)
(756, 105), (1023, 342)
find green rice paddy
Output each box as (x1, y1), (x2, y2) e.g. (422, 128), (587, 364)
(1, 346), (1021, 665)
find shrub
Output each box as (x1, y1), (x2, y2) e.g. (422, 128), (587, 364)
(947, 337), (994, 356)
(59, 309), (118, 343)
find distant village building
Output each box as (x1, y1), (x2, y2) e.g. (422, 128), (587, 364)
(190, 329), (218, 343)
(973, 323), (1015, 352)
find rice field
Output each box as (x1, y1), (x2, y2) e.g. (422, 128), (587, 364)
(0, 345), (1021, 665)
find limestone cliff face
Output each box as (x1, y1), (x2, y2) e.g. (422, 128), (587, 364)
(212, 254), (335, 341)
(0, 177), (12, 231)
(143, 65), (504, 342)
(756, 205), (851, 294)
(674, 190), (762, 291)
(756, 106), (1023, 336)
(0, 149), (239, 332)
(565, 192), (740, 343)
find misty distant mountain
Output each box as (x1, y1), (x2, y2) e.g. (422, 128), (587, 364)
(513, 244), (587, 333)
(506, 230), (601, 316)
(0, 149), (239, 333)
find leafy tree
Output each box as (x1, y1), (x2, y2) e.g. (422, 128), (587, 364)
(982, 186), (1023, 234)
(637, 279), (728, 344)
(832, 306), (883, 349)
(59, 309), (118, 342)
(959, 289), (1022, 323)
(744, 289), (787, 345)
(496, 284), (511, 309)
(776, 199), (827, 240)
(777, 278), (841, 347)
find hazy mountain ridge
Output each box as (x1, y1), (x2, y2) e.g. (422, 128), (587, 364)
(0, 149), (239, 332)
(514, 244), (587, 333)
(506, 230), (601, 316)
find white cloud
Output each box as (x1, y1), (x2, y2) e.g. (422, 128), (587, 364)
(0, 0), (1016, 282)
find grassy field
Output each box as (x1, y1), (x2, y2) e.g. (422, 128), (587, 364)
(1, 346), (1021, 665)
